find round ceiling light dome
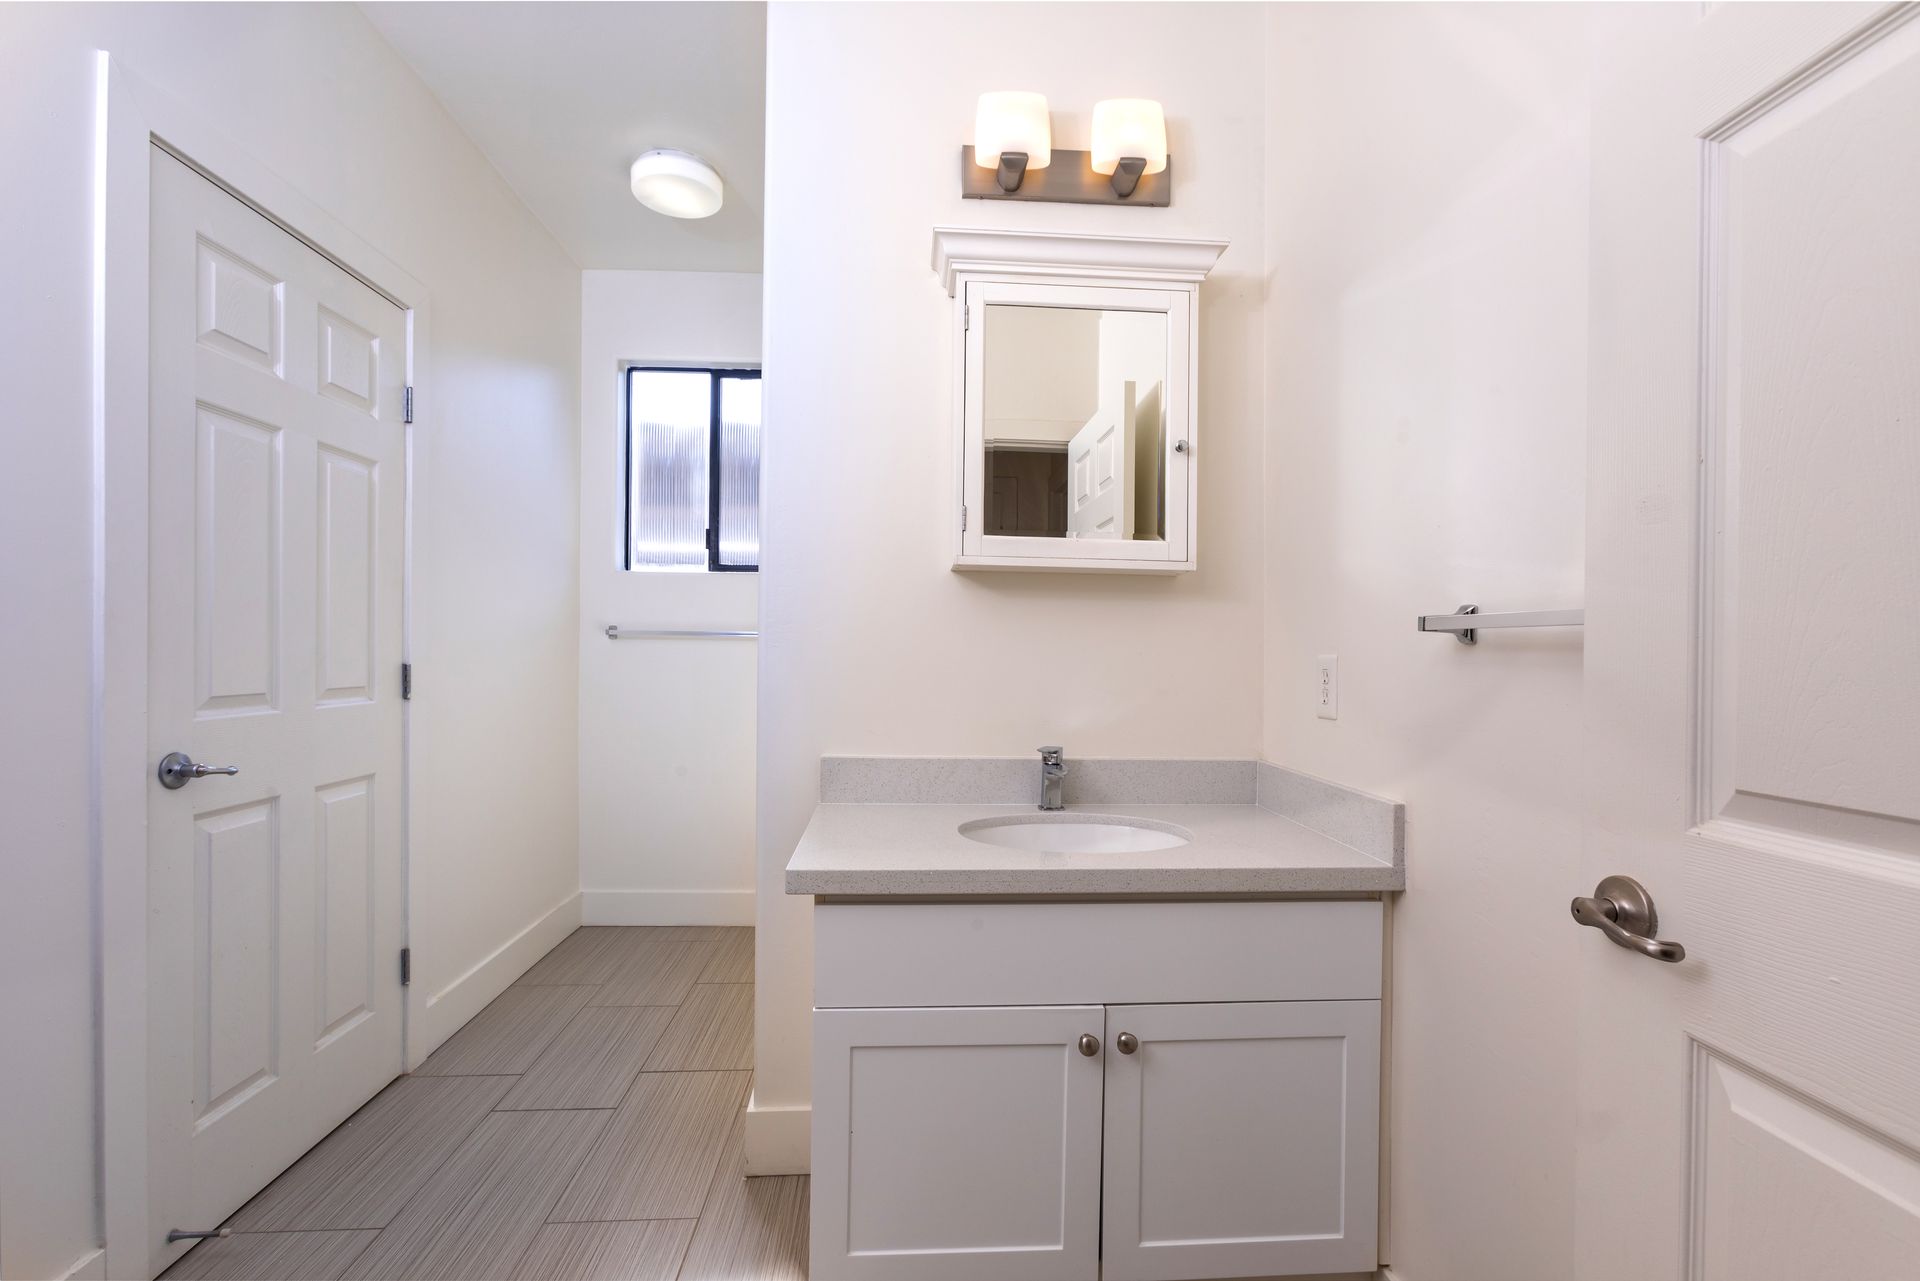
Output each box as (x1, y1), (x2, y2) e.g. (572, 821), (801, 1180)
(629, 149), (724, 219)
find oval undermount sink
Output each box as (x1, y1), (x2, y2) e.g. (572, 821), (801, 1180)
(958, 814), (1193, 855)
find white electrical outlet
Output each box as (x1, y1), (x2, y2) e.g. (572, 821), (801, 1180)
(1315, 654), (1339, 720)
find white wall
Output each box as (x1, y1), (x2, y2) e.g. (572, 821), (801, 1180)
(1263, 6), (1591, 1279)
(579, 271), (760, 926)
(0, 5), (579, 1276)
(755, 0), (1269, 1170)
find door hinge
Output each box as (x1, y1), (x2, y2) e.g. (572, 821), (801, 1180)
(961, 504), (969, 532)
(963, 304), (971, 331)
(401, 662), (413, 700)
(403, 385), (415, 424)
(400, 947), (411, 986)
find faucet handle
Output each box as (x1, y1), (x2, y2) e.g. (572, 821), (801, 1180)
(1038, 745), (1064, 764)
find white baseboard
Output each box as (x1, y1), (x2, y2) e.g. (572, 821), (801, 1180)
(582, 888), (755, 927)
(60, 1248), (107, 1280)
(744, 1091), (811, 1175)
(412, 891), (582, 1067)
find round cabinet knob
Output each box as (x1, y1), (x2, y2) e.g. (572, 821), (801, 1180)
(1077, 1034), (1100, 1057)
(1116, 1032), (1139, 1055)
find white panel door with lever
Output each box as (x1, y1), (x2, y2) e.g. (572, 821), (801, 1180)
(1580, 5), (1920, 1279)
(146, 149), (408, 1274)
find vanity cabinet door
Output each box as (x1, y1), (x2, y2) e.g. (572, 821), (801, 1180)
(1100, 1000), (1381, 1280)
(812, 1005), (1105, 1281)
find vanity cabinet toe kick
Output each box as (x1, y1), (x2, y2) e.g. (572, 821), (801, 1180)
(809, 898), (1384, 1281)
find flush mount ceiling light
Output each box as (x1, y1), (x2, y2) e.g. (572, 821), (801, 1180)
(960, 94), (1171, 207)
(629, 149), (724, 219)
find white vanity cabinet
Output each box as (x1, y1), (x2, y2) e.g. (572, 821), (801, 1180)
(809, 900), (1383, 1281)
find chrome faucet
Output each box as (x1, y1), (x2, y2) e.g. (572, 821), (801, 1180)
(1037, 746), (1067, 811)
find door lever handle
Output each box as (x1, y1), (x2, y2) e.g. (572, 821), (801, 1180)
(157, 752), (240, 790)
(1572, 875), (1685, 963)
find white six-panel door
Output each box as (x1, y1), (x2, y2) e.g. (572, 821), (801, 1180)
(811, 1005), (1106, 1281)
(1066, 385), (1135, 541)
(146, 149), (407, 1274)
(1580, 5), (1920, 1279)
(1100, 1001), (1380, 1281)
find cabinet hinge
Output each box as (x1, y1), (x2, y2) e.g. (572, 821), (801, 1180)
(399, 947), (411, 986)
(403, 385), (415, 424)
(401, 662), (413, 700)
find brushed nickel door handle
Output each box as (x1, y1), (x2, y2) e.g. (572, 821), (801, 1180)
(1572, 875), (1685, 963)
(157, 752), (240, 790)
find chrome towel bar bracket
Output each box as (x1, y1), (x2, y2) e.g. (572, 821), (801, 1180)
(1416, 603), (1584, 645)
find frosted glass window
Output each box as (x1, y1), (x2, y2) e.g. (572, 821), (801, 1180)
(624, 367), (761, 572)
(716, 377), (761, 569)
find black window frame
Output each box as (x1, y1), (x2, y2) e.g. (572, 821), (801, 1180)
(622, 365), (762, 573)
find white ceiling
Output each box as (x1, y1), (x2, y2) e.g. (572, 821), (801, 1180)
(364, 1), (765, 273)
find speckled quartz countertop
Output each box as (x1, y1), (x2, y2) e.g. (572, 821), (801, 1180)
(783, 802), (1403, 898)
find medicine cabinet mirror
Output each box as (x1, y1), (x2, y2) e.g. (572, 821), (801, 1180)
(934, 227), (1226, 573)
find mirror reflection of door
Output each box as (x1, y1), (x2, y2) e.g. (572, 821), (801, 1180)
(981, 304), (1167, 541)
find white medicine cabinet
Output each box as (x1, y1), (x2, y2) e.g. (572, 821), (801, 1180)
(933, 227), (1227, 573)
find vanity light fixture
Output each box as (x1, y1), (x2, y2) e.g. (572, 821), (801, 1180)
(961, 94), (1172, 207)
(629, 149), (724, 219)
(1091, 99), (1168, 198)
(972, 91), (1052, 193)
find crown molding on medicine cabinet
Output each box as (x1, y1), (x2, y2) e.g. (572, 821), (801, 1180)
(931, 227), (1227, 296)
(933, 227), (1228, 575)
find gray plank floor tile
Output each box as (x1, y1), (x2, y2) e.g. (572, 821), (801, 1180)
(162, 1230), (377, 1280)
(415, 985), (597, 1077)
(344, 1110), (609, 1281)
(677, 1112), (809, 1281)
(589, 927), (723, 976)
(697, 929), (753, 984)
(644, 985), (753, 1072)
(228, 1076), (511, 1231)
(592, 939), (718, 1007)
(642, 925), (726, 941)
(499, 1006), (677, 1111)
(515, 928), (630, 987)
(549, 1070), (751, 1223)
(507, 1220), (694, 1281)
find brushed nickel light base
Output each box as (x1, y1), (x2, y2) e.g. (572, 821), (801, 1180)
(960, 146), (1171, 206)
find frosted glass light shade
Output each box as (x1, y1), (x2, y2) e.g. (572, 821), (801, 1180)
(629, 150), (724, 219)
(973, 92), (1052, 170)
(1091, 99), (1168, 176)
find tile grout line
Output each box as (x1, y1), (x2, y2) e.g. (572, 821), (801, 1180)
(201, 1227), (382, 1238)
(333, 1226), (381, 1281)
(335, 1075), (526, 1264)
(521, 1214), (706, 1227)
(541, 1068), (741, 1229)
(212, 1073), (516, 1246)
(492, 1126), (665, 1281)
